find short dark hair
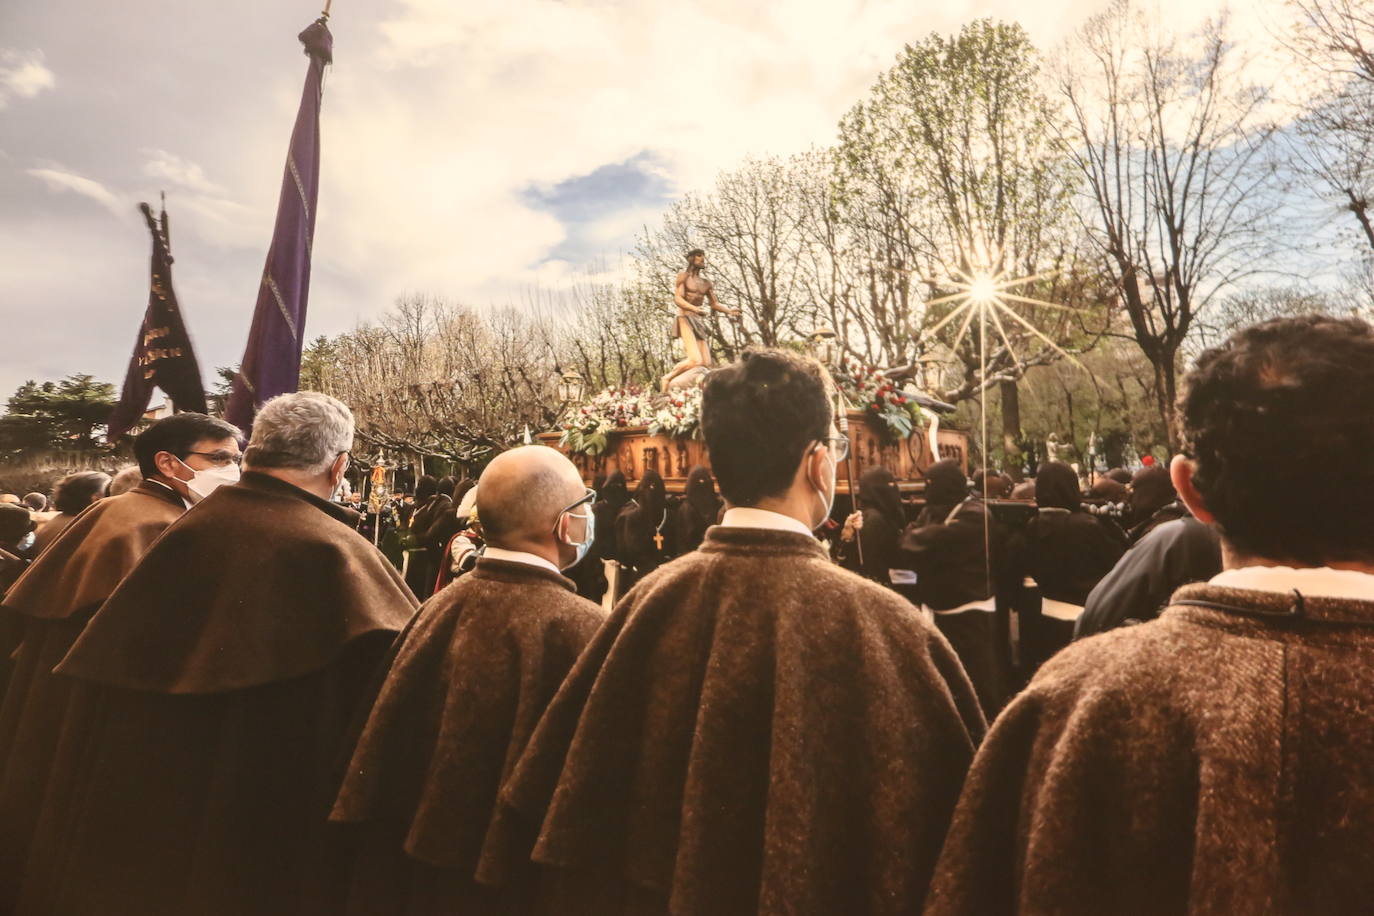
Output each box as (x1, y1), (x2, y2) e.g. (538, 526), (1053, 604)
(686, 248), (705, 264)
(52, 471), (112, 515)
(1180, 314), (1374, 563)
(702, 348), (832, 506)
(134, 413), (242, 478)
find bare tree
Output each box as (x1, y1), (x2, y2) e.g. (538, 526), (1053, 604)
(1056, 1), (1279, 447)
(538, 274), (676, 391)
(634, 156), (812, 353)
(326, 295), (563, 465)
(1285, 0), (1374, 253)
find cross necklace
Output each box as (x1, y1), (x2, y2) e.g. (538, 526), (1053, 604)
(653, 509), (668, 551)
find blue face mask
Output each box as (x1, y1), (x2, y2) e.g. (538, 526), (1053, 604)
(555, 487), (597, 571)
(560, 508), (595, 570)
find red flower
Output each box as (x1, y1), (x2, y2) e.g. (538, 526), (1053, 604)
(896, 395), (906, 404)
(871, 402), (881, 411)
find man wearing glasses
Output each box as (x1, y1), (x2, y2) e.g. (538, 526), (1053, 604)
(330, 444), (606, 911)
(15, 393), (417, 913)
(497, 348), (987, 914)
(0, 411), (240, 909)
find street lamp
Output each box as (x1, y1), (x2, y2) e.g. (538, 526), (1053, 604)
(807, 326), (838, 368)
(556, 369), (585, 406)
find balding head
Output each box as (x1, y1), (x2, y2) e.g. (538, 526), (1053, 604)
(478, 446), (587, 552)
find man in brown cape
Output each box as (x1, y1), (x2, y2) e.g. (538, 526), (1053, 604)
(329, 445), (607, 914)
(494, 348), (986, 915)
(0, 411), (241, 910)
(927, 315), (1374, 915)
(13, 393), (417, 916)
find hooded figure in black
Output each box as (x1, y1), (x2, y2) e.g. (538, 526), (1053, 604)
(839, 467), (905, 584)
(1125, 465), (1187, 544)
(566, 473), (610, 603)
(419, 478), (473, 570)
(915, 459), (970, 527)
(591, 471), (629, 564)
(971, 469), (1012, 501)
(1011, 461), (1126, 670)
(675, 466), (722, 556)
(406, 476), (442, 597)
(615, 469), (669, 591)
(900, 459), (1009, 716)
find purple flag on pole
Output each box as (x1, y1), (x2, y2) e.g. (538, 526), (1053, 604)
(224, 17), (333, 432)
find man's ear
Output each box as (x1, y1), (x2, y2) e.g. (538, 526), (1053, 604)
(153, 451), (186, 480)
(1170, 454), (1215, 525)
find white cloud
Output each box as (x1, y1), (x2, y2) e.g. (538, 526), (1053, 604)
(142, 148), (225, 196)
(26, 166), (125, 217)
(0, 49), (55, 109)
(0, 0), (1298, 378)
(320, 0), (1292, 311)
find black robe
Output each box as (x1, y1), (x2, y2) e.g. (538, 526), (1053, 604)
(1075, 517), (1222, 639)
(492, 526), (986, 914)
(1009, 507), (1126, 671)
(13, 472), (417, 916)
(900, 498), (1011, 717)
(407, 494), (451, 599)
(329, 558), (606, 914)
(614, 472), (670, 590)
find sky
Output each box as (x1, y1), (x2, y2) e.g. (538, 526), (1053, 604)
(0, 0), (1293, 403)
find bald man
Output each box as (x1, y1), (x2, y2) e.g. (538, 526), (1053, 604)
(330, 445), (608, 913)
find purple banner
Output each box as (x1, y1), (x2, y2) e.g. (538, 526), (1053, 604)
(224, 18), (333, 432)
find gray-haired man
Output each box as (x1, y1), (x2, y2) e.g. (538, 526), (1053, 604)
(15, 393), (419, 915)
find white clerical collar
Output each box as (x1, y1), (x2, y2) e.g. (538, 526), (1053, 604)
(482, 546), (562, 576)
(720, 507), (816, 539)
(1210, 566), (1374, 603)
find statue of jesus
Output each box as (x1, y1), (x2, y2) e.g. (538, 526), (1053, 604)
(661, 249), (740, 392)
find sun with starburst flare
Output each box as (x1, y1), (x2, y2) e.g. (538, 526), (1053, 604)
(917, 264), (1087, 376)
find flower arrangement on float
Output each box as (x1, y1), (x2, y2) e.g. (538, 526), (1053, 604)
(648, 385), (705, 441)
(559, 387), (657, 456)
(836, 359), (927, 443)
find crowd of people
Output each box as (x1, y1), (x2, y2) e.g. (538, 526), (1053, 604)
(0, 312), (1370, 913)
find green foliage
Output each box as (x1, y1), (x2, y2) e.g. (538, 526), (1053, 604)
(300, 336), (339, 391)
(559, 427), (610, 457)
(0, 375), (118, 460)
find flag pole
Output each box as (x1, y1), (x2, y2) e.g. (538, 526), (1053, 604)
(321, 0), (332, 17)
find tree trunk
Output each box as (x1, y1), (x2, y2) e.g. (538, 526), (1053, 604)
(1000, 378), (1023, 481)
(1152, 347), (1181, 453)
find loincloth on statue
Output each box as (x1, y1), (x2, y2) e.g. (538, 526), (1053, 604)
(671, 311), (710, 342)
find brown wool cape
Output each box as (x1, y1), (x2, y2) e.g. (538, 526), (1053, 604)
(329, 557), (607, 914)
(13, 472), (418, 916)
(492, 526), (988, 915)
(0, 480), (185, 910)
(925, 582), (1374, 916)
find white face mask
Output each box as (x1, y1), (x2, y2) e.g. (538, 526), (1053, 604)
(559, 508), (595, 570)
(811, 444), (837, 531)
(177, 459), (241, 503)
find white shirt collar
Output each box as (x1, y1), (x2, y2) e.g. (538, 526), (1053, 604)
(143, 478), (193, 509)
(481, 546), (562, 576)
(1210, 566), (1374, 603)
(720, 507), (815, 539)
